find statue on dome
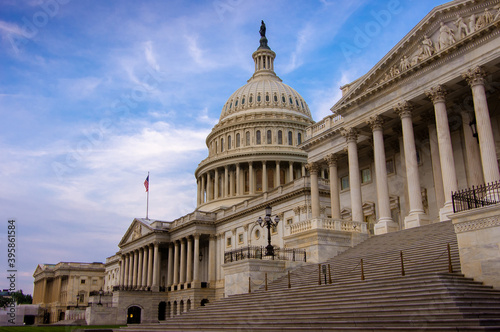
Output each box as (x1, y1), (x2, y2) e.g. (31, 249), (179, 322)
(259, 20), (270, 49)
(260, 20), (266, 37)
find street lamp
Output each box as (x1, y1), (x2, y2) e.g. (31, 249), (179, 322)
(257, 205), (280, 256)
(98, 288), (103, 306)
(76, 294), (80, 308)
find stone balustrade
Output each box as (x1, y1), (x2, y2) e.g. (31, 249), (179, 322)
(290, 218), (368, 235)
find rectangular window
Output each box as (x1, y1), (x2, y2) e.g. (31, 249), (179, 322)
(286, 218), (293, 225)
(92, 279), (97, 285)
(81, 279), (86, 284)
(271, 225), (278, 234)
(238, 233), (244, 244)
(226, 237), (232, 247)
(341, 175), (349, 190)
(386, 159), (395, 175)
(361, 168), (371, 184)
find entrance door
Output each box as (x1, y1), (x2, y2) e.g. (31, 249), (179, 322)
(127, 306), (141, 324)
(158, 301), (166, 321)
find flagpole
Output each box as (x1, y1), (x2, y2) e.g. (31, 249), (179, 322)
(146, 171), (150, 220)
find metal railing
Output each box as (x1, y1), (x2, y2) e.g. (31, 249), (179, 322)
(452, 181), (500, 213)
(224, 246), (306, 263)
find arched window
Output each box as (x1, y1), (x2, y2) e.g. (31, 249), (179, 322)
(278, 130), (283, 144)
(288, 131), (293, 145)
(221, 138), (224, 152)
(265, 94), (269, 102)
(215, 141), (218, 153)
(228, 135), (231, 150)
(257, 94), (261, 102)
(256, 130), (261, 145)
(297, 132), (302, 145)
(267, 130), (272, 144)
(246, 132), (250, 146)
(236, 133), (240, 148)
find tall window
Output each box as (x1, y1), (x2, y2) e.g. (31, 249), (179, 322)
(267, 130), (272, 144)
(236, 133), (240, 148)
(297, 133), (302, 145)
(278, 130), (283, 144)
(361, 168), (371, 183)
(256, 130), (261, 145)
(246, 132), (250, 146)
(288, 131), (293, 145)
(215, 141), (218, 153)
(341, 175), (349, 190)
(221, 138), (224, 152)
(256, 169), (262, 192)
(228, 135), (231, 150)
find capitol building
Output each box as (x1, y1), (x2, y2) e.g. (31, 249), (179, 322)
(32, 0), (500, 327)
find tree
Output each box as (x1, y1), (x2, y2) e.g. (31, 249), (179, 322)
(10, 290), (32, 304)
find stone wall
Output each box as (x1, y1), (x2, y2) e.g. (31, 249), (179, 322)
(451, 204), (500, 288)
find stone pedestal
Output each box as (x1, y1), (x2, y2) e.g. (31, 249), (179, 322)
(451, 205), (500, 289)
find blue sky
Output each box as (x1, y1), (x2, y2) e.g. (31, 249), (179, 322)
(0, 0), (447, 295)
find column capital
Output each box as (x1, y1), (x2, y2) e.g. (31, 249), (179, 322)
(341, 127), (358, 142)
(305, 162), (319, 174)
(426, 85), (447, 104)
(187, 236), (193, 243)
(367, 115), (384, 131)
(209, 234), (217, 240)
(394, 101), (413, 119)
(462, 66), (486, 87)
(193, 233), (201, 239)
(324, 154), (338, 167)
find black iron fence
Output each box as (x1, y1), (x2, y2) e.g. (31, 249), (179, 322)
(224, 246), (306, 263)
(452, 181), (500, 213)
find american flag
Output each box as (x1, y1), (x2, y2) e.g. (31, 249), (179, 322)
(144, 175), (149, 192)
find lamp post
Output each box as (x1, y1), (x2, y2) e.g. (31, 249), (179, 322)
(76, 294), (80, 308)
(257, 205), (280, 256)
(98, 288), (103, 306)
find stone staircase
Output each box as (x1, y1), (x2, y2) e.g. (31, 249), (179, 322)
(118, 221), (500, 331)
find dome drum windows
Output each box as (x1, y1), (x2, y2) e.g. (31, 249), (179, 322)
(228, 135), (232, 150)
(256, 130), (261, 145)
(221, 138), (224, 152)
(278, 130), (283, 145)
(288, 131), (293, 145)
(246, 131), (251, 146)
(267, 130), (272, 144)
(236, 133), (240, 148)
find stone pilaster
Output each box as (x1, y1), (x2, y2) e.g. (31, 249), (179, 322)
(324, 154), (340, 219)
(306, 162), (321, 218)
(342, 128), (363, 223)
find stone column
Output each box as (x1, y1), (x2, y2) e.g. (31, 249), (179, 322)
(147, 245), (153, 288)
(369, 116), (398, 234)
(249, 162), (255, 194)
(343, 128), (363, 222)
(460, 111), (483, 187)
(180, 238), (186, 284)
(193, 234), (200, 288)
(262, 161), (268, 192)
(426, 85), (458, 221)
(167, 243), (174, 288)
(207, 172), (212, 201)
(141, 247), (148, 289)
(128, 252), (134, 289)
(201, 174), (206, 204)
(425, 114), (445, 212)
(276, 161), (281, 186)
(289, 162), (294, 183)
(463, 67), (500, 184)
(152, 242), (160, 292)
(395, 101), (429, 228)
(236, 163), (241, 195)
(209, 235), (216, 286)
(214, 168), (219, 199)
(173, 240), (179, 286)
(229, 167), (235, 197)
(119, 256), (125, 289)
(196, 178), (201, 206)
(325, 154), (340, 219)
(223, 166), (228, 197)
(137, 248), (143, 289)
(186, 237), (193, 285)
(306, 162), (321, 218)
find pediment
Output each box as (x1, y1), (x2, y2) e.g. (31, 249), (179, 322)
(334, 0), (500, 114)
(33, 264), (44, 277)
(118, 218), (154, 247)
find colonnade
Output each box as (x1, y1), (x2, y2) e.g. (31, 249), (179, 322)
(306, 66), (498, 233)
(118, 234), (218, 292)
(119, 242), (159, 291)
(197, 161), (306, 206)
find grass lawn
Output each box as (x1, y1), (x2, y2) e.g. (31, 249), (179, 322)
(0, 325), (123, 332)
